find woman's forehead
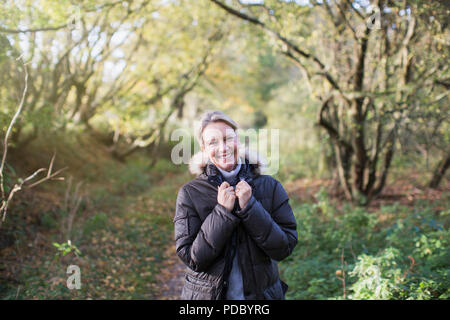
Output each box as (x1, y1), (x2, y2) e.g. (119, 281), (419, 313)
(203, 122), (236, 139)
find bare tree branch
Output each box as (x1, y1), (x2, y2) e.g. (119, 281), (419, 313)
(25, 166), (68, 189)
(0, 24), (68, 34)
(209, 0), (342, 92)
(317, 97), (354, 154)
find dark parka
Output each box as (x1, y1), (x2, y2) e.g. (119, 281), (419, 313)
(174, 152), (298, 300)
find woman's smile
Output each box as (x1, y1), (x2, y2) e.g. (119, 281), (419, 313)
(216, 150), (234, 163)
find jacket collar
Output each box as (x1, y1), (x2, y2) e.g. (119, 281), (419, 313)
(189, 148), (266, 177)
(202, 157), (256, 188)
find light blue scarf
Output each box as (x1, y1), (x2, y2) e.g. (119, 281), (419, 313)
(216, 157), (242, 185)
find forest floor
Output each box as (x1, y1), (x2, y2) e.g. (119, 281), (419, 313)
(154, 243), (185, 299)
(285, 171), (448, 212)
(0, 135), (191, 299)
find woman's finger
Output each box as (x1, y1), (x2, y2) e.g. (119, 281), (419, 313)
(236, 180), (249, 188)
(219, 181), (230, 190)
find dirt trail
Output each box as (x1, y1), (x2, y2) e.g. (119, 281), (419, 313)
(154, 244), (185, 300)
(150, 171), (190, 300)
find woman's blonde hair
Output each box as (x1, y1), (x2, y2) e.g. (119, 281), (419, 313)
(196, 110), (238, 147)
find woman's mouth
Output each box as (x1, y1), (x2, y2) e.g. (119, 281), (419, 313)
(217, 151), (234, 163)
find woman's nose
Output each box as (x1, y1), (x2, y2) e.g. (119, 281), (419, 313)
(218, 140), (227, 152)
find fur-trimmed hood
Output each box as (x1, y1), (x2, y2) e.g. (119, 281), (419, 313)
(188, 148), (267, 176)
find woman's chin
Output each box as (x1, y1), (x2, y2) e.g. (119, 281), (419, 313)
(215, 159), (236, 171)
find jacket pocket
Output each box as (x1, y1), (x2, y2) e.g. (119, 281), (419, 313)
(181, 274), (217, 300)
(262, 279), (285, 300)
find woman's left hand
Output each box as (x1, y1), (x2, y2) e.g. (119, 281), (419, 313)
(235, 180), (252, 210)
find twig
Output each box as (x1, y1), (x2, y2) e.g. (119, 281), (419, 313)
(341, 248), (347, 299)
(1, 152), (67, 223)
(401, 256), (419, 280)
(25, 154), (68, 189)
(336, 247), (347, 299)
(62, 178), (84, 241)
(25, 167), (67, 189)
(15, 285), (20, 299)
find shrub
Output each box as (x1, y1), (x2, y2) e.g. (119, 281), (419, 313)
(349, 248), (404, 300)
(279, 190), (449, 300)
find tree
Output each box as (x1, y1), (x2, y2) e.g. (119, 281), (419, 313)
(209, 0), (449, 204)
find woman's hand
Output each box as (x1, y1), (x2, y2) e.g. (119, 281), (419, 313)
(235, 180), (252, 210)
(217, 181), (236, 212)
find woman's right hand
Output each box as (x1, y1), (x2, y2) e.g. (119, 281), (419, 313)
(217, 181), (236, 212)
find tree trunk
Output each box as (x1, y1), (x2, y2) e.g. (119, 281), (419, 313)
(428, 152), (450, 189)
(350, 100), (368, 203)
(370, 130), (396, 201)
(334, 143), (353, 201)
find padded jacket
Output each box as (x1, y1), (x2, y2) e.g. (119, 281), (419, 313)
(174, 152), (298, 300)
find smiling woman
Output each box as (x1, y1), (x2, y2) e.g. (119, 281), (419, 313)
(174, 110), (298, 300)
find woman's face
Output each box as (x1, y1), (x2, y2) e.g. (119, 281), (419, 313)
(202, 121), (239, 172)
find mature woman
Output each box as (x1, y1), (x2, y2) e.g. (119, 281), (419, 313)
(174, 110), (297, 300)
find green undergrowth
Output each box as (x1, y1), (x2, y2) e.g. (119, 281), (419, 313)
(279, 188), (449, 300)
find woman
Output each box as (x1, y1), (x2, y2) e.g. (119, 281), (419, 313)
(174, 110), (297, 300)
